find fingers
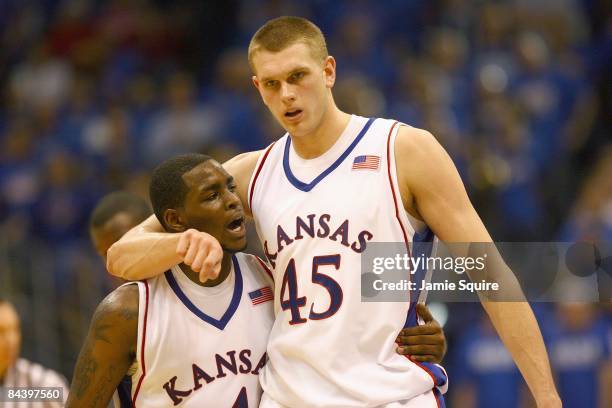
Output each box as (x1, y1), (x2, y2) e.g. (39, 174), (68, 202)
(199, 247), (222, 282)
(190, 247), (209, 274)
(396, 334), (444, 346)
(397, 347), (442, 363)
(183, 236), (201, 266)
(395, 342), (444, 363)
(176, 229), (223, 282)
(410, 354), (438, 363)
(416, 303), (434, 323)
(397, 345), (441, 356)
(395, 344), (440, 362)
(176, 231), (191, 258)
(398, 324), (440, 336)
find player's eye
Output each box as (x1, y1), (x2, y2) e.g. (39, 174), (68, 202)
(265, 80), (277, 88)
(290, 71), (305, 81)
(228, 184), (237, 192)
(205, 192), (219, 201)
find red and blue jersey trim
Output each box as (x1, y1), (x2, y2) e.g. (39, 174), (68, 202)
(282, 118), (376, 192)
(132, 280), (149, 406)
(249, 142), (276, 215)
(165, 255), (243, 330)
(385, 121), (446, 408)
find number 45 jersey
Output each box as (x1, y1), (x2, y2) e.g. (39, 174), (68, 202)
(249, 115), (447, 407)
(129, 253), (274, 407)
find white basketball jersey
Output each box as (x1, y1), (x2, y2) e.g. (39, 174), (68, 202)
(129, 253), (275, 407)
(249, 115), (447, 407)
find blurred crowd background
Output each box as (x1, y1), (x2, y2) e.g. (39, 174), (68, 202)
(0, 0), (610, 406)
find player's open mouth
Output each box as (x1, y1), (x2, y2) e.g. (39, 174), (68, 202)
(284, 109), (303, 121)
(226, 216), (245, 234)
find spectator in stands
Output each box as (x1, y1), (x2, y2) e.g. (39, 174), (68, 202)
(451, 312), (529, 408)
(546, 303), (612, 408)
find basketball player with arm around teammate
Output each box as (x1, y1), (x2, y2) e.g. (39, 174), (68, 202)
(70, 155), (447, 407)
(106, 17), (560, 407)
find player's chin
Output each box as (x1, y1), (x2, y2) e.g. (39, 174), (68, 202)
(221, 236), (248, 253)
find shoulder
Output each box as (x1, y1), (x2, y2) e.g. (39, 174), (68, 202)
(91, 284), (140, 335)
(392, 125), (462, 215)
(395, 125), (443, 162)
(223, 150), (267, 216)
(394, 125), (456, 183)
(98, 284), (140, 317)
(223, 150), (266, 185)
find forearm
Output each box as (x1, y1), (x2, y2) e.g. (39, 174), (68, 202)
(107, 230), (181, 280)
(65, 363), (117, 408)
(482, 301), (559, 405)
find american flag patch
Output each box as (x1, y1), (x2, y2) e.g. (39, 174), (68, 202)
(248, 287), (273, 305)
(352, 155), (380, 171)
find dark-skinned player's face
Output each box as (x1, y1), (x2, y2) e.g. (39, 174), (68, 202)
(174, 160), (247, 252)
(90, 213), (140, 260)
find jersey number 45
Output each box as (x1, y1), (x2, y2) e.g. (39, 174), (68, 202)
(280, 255), (343, 324)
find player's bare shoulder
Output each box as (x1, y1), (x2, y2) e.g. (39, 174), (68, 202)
(95, 284), (139, 355)
(223, 150), (264, 216)
(96, 284), (140, 335)
(394, 125), (457, 211)
(394, 125), (444, 170)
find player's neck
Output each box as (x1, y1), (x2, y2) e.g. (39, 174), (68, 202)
(291, 106), (351, 160)
(180, 254), (233, 287)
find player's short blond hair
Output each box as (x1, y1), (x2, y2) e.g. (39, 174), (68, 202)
(248, 16), (328, 73)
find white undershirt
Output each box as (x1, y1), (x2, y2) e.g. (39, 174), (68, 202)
(287, 115), (369, 181)
(170, 263), (235, 320)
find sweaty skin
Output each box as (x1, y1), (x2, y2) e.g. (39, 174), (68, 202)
(107, 37), (559, 407)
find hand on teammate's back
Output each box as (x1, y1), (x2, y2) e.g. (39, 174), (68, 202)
(176, 229), (223, 282)
(395, 303), (446, 363)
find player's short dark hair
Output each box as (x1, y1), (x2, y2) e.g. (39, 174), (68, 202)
(89, 192), (152, 229)
(149, 153), (213, 230)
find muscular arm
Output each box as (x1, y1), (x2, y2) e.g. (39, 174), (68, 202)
(65, 284), (139, 408)
(396, 126), (560, 406)
(106, 150), (263, 281)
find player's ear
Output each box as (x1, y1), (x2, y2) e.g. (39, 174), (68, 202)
(323, 56), (336, 88)
(164, 209), (187, 233)
(252, 76), (266, 101)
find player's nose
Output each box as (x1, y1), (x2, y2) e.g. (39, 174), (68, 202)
(280, 82), (296, 105)
(224, 189), (240, 210)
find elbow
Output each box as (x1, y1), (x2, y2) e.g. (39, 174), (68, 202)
(106, 241), (128, 279)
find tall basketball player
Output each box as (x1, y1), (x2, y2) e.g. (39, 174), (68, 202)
(107, 17), (561, 407)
